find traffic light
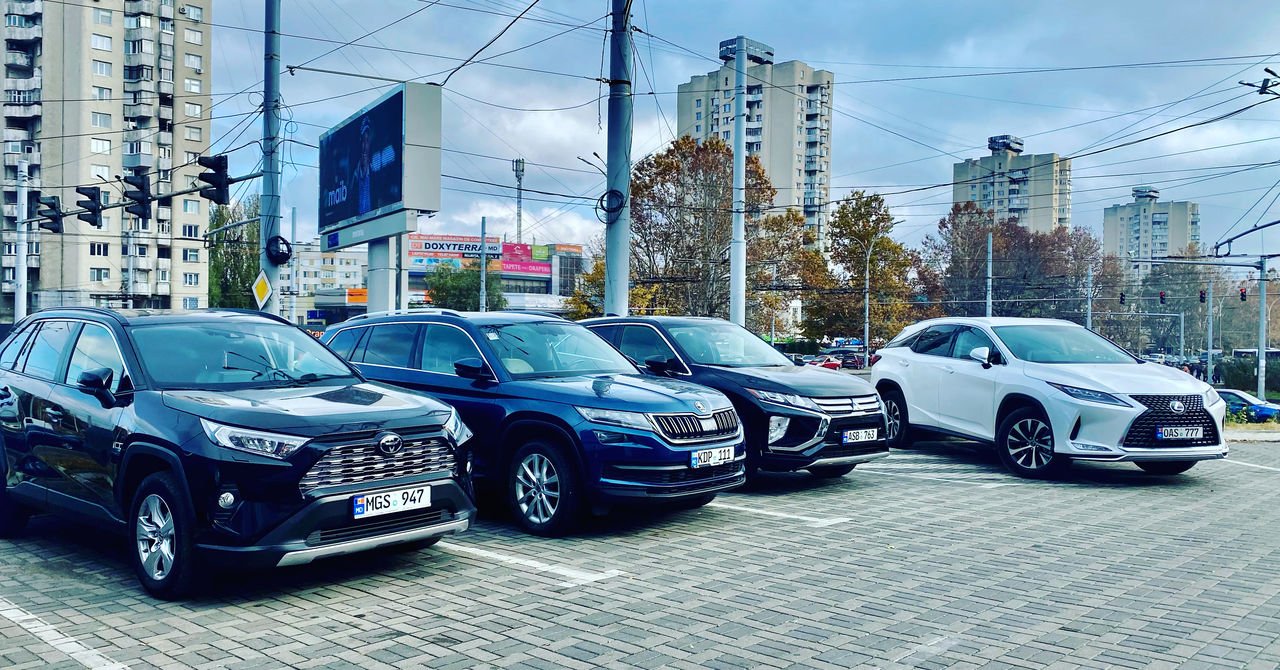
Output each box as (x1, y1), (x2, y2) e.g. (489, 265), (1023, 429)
(196, 154), (229, 205)
(1119, 292), (1126, 304)
(123, 173), (151, 222)
(36, 196), (63, 233)
(75, 186), (104, 229)
(1159, 291), (1166, 305)
(1200, 290), (1206, 303)
(1241, 288), (1248, 302)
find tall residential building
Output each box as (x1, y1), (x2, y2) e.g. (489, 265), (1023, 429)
(276, 238), (368, 324)
(1103, 187), (1200, 281)
(952, 135), (1072, 233)
(3, 0), (212, 318)
(676, 38), (834, 247)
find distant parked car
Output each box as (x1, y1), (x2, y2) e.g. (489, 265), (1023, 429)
(808, 355), (842, 370)
(1218, 389), (1280, 422)
(840, 353), (865, 369)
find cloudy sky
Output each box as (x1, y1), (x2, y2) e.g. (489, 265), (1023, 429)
(209, 0), (1280, 262)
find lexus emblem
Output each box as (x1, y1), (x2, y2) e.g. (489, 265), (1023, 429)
(1169, 400), (1186, 414)
(693, 401), (708, 414)
(376, 432), (404, 455)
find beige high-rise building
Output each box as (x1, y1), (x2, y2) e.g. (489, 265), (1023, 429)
(3, 0), (212, 318)
(1103, 187), (1200, 281)
(276, 238), (368, 324)
(952, 135), (1072, 233)
(676, 38), (834, 248)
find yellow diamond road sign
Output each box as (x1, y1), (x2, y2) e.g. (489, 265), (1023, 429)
(251, 271), (272, 309)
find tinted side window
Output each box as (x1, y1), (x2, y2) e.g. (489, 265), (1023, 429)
(419, 324), (482, 374)
(588, 325), (620, 345)
(326, 327), (366, 360)
(22, 321), (77, 381)
(911, 326), (955, 357)
(884, 331), (919, 349)
(617, 325), (677, 364)
(65, 324), (127, 391)
(0, 325), (34, 370)
(951, 327), (997, 360)
(361, 324), (419, 368)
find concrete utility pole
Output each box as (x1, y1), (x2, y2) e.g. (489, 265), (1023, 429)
(1085, 264), (1093, 329)
(729, 35), (748, 326)
(289, 206), (298, 325)
(259, 0), (283, 314)
(15, 160), (28, 320)
(602, 0), (632, 316)
(1259, 257), (1268, 398)
(985, 230), (993, 317)
(513, 158), (525, 244)
(1206, 276), (1214, 383)
(478, 216), (488, 312)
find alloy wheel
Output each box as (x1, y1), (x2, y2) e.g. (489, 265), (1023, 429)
(135, 494), (175, 580)
(514, 453), (560, 524)
(1007, 418), (1054, 469)
(885, 400), (901, 442)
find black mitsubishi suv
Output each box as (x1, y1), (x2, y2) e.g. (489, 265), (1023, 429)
(583, 316), (888, 479)
(0, 308), (475, 599)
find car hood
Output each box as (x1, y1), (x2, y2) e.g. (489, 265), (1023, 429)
(1022, 361), (1209, 396)
(503, 373), (732, 414)
(697, 364), (877, 397)
(161, 381), (454, 437)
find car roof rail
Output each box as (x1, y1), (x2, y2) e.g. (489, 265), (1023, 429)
(501, 310), (566, 320)
(210, 308), (295, 326)
(344, 308), (464, 322)
(30, 306), (128, 324)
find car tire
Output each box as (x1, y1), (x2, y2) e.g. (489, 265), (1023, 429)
(0, 487), (29, 538)
(508, 440), (582, 536)
(128, 472), (198, 600)
(1136, 461), (1197, 475)
(882, 390), (914, 450)
(996, 407), (1068, 479)
(807, 464), (856, 478)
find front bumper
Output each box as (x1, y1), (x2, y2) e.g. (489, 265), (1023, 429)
(197, 476), (476, 569)
(1046, 391), (1228, 463)
(755, 408), (888, 471)
(582, 426), (747, 501)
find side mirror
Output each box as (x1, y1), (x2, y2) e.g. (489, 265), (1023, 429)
(968, 346), (993, 368)
(644, 354), (673, 375)
(77, 367), (116, 404)
(454, 358), (495, 381)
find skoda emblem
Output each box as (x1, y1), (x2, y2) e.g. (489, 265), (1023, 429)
(693, 401), (708, 414)
(376, 432), (404, 455)
(1169, 400), (1186, 414)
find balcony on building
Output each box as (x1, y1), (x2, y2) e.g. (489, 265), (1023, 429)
(157, 105), (172, 121)
(4, 50), (33, 70)
(157, 80), (173, 96)
(3, 74), (40, 94)
(154, 281), (170, 295)
(155, 180), (171, 196)
(2, 24), (41, 43)
(156, 205), (172, 221)
(157, 130), (173, 146)
(2, 203), (15, 218)
(124, 0), (159, 14)
(4, 150), (39, 167)
(159, 31), (174, 47)
(745, 93), (762, 104)
(124, 78), (157, 97)
(158, 1), (173, 19)
(123, 102), (155, 119)
(5, 0), (43, 16)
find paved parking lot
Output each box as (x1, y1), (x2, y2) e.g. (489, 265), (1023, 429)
(3, 441), (1279, 670)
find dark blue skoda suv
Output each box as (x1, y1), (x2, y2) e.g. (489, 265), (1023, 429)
(323, 310), (746, 535)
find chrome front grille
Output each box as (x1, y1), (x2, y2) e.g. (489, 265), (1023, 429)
(813, 394), (881, 417)
(651, 409), (740, 443)
(299, 436), (455, 495)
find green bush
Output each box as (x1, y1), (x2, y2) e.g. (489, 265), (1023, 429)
(1217, 358), (1280, 394)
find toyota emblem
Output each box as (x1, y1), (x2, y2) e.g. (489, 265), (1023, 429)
(376, 432), (404, 455)
(693, 401), (708, 414)
(1169, 400), (1186, 414)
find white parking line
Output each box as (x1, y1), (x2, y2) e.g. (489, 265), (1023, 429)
(0, 597), (130, 670)
(436, 542), (624, 587)
(706, 501), (850, 528)
(856, 467), (1021, 488)
(1220, 458), (1280, 472)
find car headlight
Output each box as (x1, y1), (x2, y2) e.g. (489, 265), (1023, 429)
(745, 388), (823, 412)
(201, 419), (307, 459)
(768, 416), (790, 444)
(1204, 387), (1221, 407)
(443, 407), (473, 445)
(1046, 383), (1130, 407)
(576, 406), (653, 431)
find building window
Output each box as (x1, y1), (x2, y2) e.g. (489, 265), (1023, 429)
(159, 269), (169, 282)
(184, 102), (202, 117)
(183, 150), (200, 163)
(184, 78), (201, 93)
(91, 112), (111, 128)
(161, 44), (174, 60)
(184, 126), (202, 142)
(182, 224), (199, 238)
(91, 34), (112, 51)
(91, 138), (111, 154)
(93, 8), (112, 24)
(159, 67), (173, 82)
(695, 125), (700, 134)
(695, 111), (701, 121)
(184, 5), (204, 22)
(182, 249), (199, 262)
(183, 273), (199, 287)
(90, 164), (110, 180)
(91, 268), (111, 282)
(182, 297), (199, 310)
(695, 99), (701, 108)
(184, 53), (202, 69)
(90, 243), (109, 256)
(92, 60), (112, 77)
(183, 28), (203, 45)
(159, 17), (173, 33)
(125, 40), (153, 55)
(124, 14), (152, 29)
(182, 199), (199, 214)
(92, 86), (112, 101)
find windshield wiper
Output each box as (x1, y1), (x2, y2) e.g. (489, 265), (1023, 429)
(224, 350), (299, 382)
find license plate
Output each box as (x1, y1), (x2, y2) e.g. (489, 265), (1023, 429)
(843, 428), (879, 444)
(352, 484), (431, 520)
(1156, 426), (1203, 440)
(691, 446), (734, 468)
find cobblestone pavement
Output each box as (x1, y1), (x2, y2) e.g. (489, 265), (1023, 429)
(3, 441), (1279, 670)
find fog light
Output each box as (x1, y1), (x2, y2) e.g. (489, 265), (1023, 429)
(768, 416), (790, 444)
(1071, 442), (1113, 453)
(217, 492), (236, 508)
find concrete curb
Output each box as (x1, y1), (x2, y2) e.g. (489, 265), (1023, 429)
(1226, 430), (1280, 443)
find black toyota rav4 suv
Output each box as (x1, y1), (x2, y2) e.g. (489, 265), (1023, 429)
(0, 308), (475, 599)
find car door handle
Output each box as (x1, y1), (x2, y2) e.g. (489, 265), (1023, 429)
(45, 408), (63, 422)
(900, 361), (909, 367)
(942, 366), (955, 374)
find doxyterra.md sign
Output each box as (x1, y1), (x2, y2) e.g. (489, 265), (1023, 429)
(318, 83), (441, 251)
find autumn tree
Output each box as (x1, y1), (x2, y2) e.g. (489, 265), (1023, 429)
(564, 255), (659, 320)
(424, 264), (507, 311)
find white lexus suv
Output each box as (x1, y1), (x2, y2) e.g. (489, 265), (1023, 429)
(871, 317), (1227, 478)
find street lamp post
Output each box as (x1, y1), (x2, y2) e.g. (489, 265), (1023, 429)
(850, 220), (897, 361)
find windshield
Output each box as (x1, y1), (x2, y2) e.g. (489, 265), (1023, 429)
(130, 321), (358, 389)
(993, 325), (1137, 365)
(481, 321), (636, 379)
(667, 322), (794, 367)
